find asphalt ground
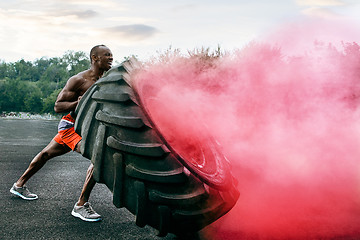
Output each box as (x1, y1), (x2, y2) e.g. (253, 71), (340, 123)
(0, 119), (223, 240)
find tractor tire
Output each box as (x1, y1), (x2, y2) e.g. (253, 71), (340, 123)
(74, 58), (239, 236)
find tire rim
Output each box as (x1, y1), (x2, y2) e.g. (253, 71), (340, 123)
(135, 85), (231, 190)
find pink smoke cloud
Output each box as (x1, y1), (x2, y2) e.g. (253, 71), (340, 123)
(133, 20), (360, 239)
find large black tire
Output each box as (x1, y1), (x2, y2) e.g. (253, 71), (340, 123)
(74, 58), (239, 236)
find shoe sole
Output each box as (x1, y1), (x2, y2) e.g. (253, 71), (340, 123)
(10, 188), (38, 200)
(71, 210), (102, 222)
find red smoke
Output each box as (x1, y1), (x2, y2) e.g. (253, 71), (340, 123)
(133, 20), (360, 239)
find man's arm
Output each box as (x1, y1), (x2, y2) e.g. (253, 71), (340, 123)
(54, 76), (84, 113)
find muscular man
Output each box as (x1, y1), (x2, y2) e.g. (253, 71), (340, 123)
(10, 45), (113, 222)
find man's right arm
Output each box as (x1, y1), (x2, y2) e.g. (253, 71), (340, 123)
(54, 76), (83, 113)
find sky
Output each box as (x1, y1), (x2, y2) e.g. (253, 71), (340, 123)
(1, 0), (360, 63)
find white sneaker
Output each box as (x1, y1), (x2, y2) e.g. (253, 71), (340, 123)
(71, 202), (102, 222)
(10, 183), (38, 200)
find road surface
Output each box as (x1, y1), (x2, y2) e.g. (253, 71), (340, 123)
(0, 119), (220, 239)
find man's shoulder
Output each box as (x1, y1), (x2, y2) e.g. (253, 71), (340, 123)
(67, 70), (91, 85)
(69, 69), (89, 81)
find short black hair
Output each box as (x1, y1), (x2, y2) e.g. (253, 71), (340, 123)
(90, 45), (107, 63)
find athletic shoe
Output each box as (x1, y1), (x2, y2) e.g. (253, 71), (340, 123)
(71, 202), (102, 222)
(10, 183), (38, 200)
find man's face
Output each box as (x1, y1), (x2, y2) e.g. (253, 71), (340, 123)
(96, 46), (113, 71)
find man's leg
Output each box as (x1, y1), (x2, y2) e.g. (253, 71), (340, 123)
(77, 163), (96, 206)
(73, 140), (97, 205)
(71, 142), (101, 222)
(11, 140), (70, 200)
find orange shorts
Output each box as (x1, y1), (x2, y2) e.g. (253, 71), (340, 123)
(53, 113), (82, 151)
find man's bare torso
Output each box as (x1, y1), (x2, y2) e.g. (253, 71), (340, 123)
(72, 70), (99, 97)
(54, 69), (101, 113)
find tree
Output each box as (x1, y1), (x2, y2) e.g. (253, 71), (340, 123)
(61, 50), (90, 77)
(24, 82), (43, 113)
(0, 78), (27, 112)
(42, 88), (61, 114)
(0, 60), (8, 79)
(38, 64), (68, 96)
(14, 59), (39, 82)
(0, 50), (90, 114)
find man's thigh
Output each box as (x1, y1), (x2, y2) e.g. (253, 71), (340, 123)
(43, 139), (71, 158)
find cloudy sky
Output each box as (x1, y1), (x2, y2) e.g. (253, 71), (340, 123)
(0, 0), (360, 62)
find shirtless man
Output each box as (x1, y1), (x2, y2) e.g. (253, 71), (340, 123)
(10, 45), (113, 222)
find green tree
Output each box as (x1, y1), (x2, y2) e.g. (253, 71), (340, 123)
(38, 64), (68, 96)
(24, 82), (43, 113)
(34, 57), (52, 77)
(61, 51), (90, 77)
(0, 60), (8, 79)
(14, 59), (39, 82)
(42, 88), (61, 114)
(0, 50), (90, 114)
(0, 78), (27, 112)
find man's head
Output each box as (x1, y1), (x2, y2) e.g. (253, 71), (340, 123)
(90, 45), (113, 71)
